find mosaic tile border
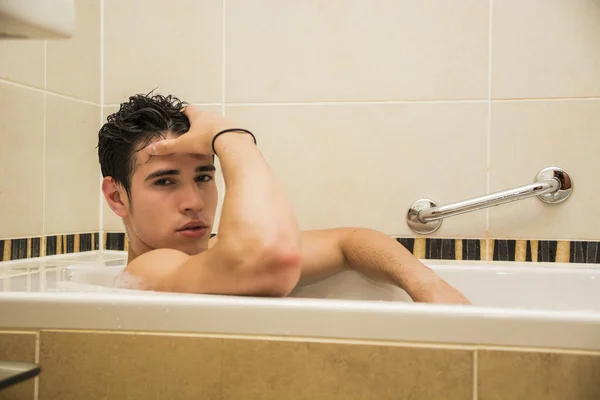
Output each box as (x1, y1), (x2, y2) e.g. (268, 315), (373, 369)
(0, 233), (100, 262)
(397, 238), (600, 264)
(102, 233), (600, 265)
(2, 232), (599, 264)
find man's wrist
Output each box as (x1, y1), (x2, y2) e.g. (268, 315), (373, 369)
(212, 130), (257, 156)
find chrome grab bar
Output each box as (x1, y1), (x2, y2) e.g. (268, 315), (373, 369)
(406, 167), (573, 234)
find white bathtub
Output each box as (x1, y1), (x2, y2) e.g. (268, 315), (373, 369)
(1, 251), (600, 351)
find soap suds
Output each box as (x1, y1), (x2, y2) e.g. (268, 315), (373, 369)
(113, 271), (145, 290)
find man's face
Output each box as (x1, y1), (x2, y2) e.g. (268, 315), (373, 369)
(124, 138), (218, 255)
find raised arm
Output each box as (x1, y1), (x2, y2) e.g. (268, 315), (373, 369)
(122, 106), (301, 296)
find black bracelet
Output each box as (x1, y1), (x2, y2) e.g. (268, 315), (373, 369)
(211, 128), (257, 155)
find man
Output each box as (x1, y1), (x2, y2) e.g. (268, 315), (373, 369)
(98, 93), (470, 304)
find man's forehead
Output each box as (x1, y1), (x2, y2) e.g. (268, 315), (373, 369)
(135, 151), (211, 167)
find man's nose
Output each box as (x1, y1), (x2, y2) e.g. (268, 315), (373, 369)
(179, 183), (204, 212)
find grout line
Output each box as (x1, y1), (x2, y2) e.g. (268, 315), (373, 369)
(105, 96), (600, 106)
(34, 331), (40, 400)
(473, 350), (478, 400)
(103, 103), (223, 108)
(221, 0), (227, 116)
(226, 99), (489, 106)
(478, 344), (600, 356)
(41, 41), (47, 255)
(492, 96), (600, 102)
(485, 0), (494, 239)
(192, 103), (224, 108)
(46, 90), (99, 106)
(0, 79), (101, 106)
(99, 0), (105, 251)
(43, 41), (47, 90)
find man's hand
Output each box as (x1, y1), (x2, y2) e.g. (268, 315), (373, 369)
(402, 272), (471, 304)
(147, 105), (237, 156)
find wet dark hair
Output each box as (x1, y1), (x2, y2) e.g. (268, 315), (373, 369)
(97, 92), (190, 197)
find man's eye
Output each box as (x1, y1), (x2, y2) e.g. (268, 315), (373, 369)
(154, 179), (174, 186)
(196, 175), (213, 183)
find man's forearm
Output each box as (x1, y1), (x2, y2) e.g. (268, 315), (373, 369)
(340, 228), (469, 303)
(215, 133), (301, 259)
(340, 228), (432, 288)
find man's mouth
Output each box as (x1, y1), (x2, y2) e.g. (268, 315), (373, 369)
(178, 225), (204, 231)
(177, 220), (208, 231)
(177, 221), (209, 238)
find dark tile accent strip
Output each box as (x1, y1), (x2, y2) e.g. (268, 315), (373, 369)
(493, 240), (503, 261)
(538, 240), (557, 262)
(587, 242), (599, 264)
(46, 236), (57, 256)
(105, 233), (125, 251)
(60, 235), (66, 255)
(526, 241), (533, 262)
(0, 240), (4, 261)
(396, 238), (415, 254)
(426, 238), (443, 260)
(462, 239), (481, 261)
(441, 239), (455, 260)
(508, 240), (516, 261)
(80, 234), (92, 252)
(493, 240), (517, 262)
(31, 237), (40, 258)
(94, 233), (99, 250)
(66, 234), (75, 254)
(569, 241), (600, 264)
(10, 238), (26, 260)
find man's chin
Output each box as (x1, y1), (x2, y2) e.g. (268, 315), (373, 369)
(176, 242), (208, 256)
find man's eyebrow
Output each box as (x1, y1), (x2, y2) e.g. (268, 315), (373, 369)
(145, 169), (179, 182)
(196, 165), (216, 173)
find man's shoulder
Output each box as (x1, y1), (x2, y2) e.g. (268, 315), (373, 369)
(117, 248), (190, 291)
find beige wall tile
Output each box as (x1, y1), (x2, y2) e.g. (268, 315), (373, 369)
(478, 349), (600, 400)
(0, 83), (44, 239)
(45, 95), (100, 234)
(489, 100), (600, 240)
(39, 331), (221, 400)
(222, 338), (473, 400)
(226, 102), (488, 237)
(0, 41), (45, 89)
(0, 331), (38, 400)
(492, 0), (600, 99)
(46, 0), (100, 102)
(103, 0), (223, 105)
(102, 199), (123, 232)
(226, 0), (489, 103)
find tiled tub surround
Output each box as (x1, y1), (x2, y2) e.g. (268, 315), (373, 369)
(1, 331), (600, 400)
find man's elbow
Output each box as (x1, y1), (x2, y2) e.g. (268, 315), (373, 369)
(247, 245), (302, 297)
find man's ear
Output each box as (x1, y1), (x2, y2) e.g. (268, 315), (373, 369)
(101, 177), (129, 218)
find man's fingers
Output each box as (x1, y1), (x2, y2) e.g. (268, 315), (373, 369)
(149, 138), (180, 156)
(182, 104), (200, 120)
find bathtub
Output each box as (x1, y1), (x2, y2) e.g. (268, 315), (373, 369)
(1, 251), (600, 352)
